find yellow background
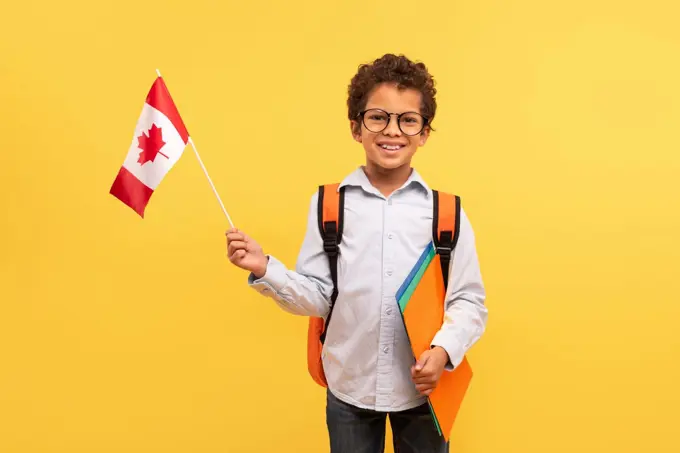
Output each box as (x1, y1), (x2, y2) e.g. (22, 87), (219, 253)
(1, 0), (679, 452)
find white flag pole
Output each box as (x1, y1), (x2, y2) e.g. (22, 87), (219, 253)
(188, 137), (235, 228)
(155, 68), (235, 229)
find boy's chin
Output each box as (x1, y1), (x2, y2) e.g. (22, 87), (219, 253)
(367, 156), (411, 171)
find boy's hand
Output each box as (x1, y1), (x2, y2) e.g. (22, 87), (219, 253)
(226, 228), (268, 278)
(411, 346), (450, 396)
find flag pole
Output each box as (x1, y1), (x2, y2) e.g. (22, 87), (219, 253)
(188, 137), (235, 228)
(155, 68), (235, 229)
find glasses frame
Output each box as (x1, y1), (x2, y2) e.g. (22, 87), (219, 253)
(357, 108), (430, 136)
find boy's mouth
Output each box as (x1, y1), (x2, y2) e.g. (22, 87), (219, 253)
(378, 143), (406, 151)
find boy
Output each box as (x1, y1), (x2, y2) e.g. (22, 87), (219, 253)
(226, 54), (487, 453)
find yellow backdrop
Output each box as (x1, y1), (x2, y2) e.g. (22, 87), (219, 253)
(1, 1), (679, 452)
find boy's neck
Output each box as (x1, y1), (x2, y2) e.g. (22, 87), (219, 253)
(363, 163), (413, 197)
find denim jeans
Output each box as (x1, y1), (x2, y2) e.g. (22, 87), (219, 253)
(326, 390), (449, 453)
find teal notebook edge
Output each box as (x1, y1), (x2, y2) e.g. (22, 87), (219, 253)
(396, 241), (435, 312)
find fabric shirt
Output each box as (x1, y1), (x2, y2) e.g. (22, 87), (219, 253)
(248, 166), (487, 412)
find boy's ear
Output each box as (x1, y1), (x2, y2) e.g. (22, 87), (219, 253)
(350, 120), (362, 142)
(418, 126), (430, 146)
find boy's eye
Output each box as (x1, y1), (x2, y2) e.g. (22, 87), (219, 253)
(401, 113), (423, 125)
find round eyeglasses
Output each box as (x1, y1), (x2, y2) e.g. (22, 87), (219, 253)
(358, 109), (429, 136)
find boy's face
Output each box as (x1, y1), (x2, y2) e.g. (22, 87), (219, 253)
(351, 82), (430, 172)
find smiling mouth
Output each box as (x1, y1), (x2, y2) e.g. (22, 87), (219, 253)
(378, 144), (405, 151)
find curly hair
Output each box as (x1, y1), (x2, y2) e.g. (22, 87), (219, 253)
(347, 54), (437, 133)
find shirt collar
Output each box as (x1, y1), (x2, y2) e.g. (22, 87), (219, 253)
(339, 166), (431, 198)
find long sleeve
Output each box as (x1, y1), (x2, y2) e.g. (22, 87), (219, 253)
(247, 192), (334, 318)
(430, 207), (488, 369)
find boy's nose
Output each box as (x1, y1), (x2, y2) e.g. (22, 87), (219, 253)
(383, 116), (402, 136)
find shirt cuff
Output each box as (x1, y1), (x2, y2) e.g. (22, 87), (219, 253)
(247, 255), (288, 296)
(430, 331), (464, 371)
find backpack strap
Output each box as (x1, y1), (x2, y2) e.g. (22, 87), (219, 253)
(432, 190), (461, 289)
(317, 183), (345, 343)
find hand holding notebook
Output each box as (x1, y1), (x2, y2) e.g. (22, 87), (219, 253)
(411, 346), (450, 396)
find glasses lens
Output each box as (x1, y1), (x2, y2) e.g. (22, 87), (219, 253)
(398, 112), (424, 135)
(362, 109), (389, 133)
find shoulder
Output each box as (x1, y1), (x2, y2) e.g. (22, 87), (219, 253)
(303, 183), (342, 216)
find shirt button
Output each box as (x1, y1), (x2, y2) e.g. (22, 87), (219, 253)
(386, 308), (392, 315)
(385, 270), (393, 277)
(383, 346), (389, 353)
(387, 233), (393, 239)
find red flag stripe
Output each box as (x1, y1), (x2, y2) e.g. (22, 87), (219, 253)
(145, 77), (190, 144)
(109, 166), (154, 218)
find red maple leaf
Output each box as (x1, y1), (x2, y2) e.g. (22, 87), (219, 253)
(137, 123), (169, 165)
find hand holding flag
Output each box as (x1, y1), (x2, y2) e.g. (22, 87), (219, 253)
(225, 228), (269, 278)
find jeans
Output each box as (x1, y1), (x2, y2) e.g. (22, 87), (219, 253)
(326, 390), (449, 453)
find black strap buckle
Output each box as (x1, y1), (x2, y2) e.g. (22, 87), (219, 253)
(323, 237), (338, 255)
(436, 245), (452, 257)
(323, 221), (339, 256)
(436, 231), (453, 257)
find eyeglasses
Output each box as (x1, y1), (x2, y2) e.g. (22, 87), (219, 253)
(357, 108), (429, 136)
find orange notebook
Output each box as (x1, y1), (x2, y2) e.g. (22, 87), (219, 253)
(396, 241), (473, 441)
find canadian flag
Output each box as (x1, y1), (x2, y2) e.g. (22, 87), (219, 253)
(110, 75), (190, 217)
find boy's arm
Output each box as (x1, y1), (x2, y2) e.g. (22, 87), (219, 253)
(247, 192), (333, 318)
(430, 207), (488, 370)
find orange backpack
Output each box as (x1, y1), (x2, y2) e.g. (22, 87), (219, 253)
(306, 183), (462, 387)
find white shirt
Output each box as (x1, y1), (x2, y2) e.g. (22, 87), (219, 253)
(248, 167), (487, 412)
